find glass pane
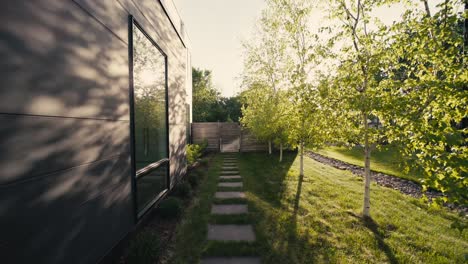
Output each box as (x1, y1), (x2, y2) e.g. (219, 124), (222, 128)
(133, 23), (167, 169)
(132, 23), (168, 213)
(136, 163), (168, 211)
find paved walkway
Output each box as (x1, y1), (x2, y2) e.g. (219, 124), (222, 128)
(201, 154), (261, 264)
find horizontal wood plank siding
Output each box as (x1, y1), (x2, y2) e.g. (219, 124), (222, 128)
(0, 0), (191, 263)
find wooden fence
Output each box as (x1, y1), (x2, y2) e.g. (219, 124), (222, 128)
(191, 122), (267, 152)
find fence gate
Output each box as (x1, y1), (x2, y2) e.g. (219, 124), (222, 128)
(220, 123), (241, 152)
(191, 122), (267, 152)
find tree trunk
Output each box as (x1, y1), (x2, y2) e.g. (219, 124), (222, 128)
(422, 0), (431, 17)
(300, 140), (304, 177)
(268, 140), (272, 155)
(279, 142), (283, 162)
(362, 112), (371, 217)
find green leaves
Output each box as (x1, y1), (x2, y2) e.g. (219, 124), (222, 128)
(241, 0), (334, 157)
(242, 0), (467, 207)
(379, 2), (467, 206)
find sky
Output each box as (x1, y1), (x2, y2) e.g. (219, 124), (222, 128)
(173, 0), (266, 97)
(173, 0), (459, 98)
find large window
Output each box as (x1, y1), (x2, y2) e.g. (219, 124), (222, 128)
(130, 19), (169, 216)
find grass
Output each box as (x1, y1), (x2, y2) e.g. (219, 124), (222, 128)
(239, 152), (467, 263)
(170, 152), (467, 263)
(169, 155), (223, 263)
(314, 145), (423, 182)
(170, 153), (264, 262)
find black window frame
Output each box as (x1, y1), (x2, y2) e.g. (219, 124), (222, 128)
(128, 15), (170, 221)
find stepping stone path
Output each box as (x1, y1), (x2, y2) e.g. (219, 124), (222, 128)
(211, 204), (248, 215)
(201, 154), (261, 264)
(207, 224), (256, 241)
(220, 175), (242, 180)
(215, 191), (245, 199)
(218, 182), (243, 187)
(201, 257), (261, 264)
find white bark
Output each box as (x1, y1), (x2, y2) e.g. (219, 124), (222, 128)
(362, 113), (371, 217)
(268, 140), (272, 155)
(279, 142), (283, 162)
(300, 140), (304, 177)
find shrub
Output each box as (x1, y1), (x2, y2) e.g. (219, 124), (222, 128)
(172, 182), (192, 198)
(187, 139), (208, 165)
(157, 197), (182, 219)
(187, 144), (202, 165)
(127, 231), (160, 264)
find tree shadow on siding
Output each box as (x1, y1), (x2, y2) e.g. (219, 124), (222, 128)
(0, 1), (189, 263)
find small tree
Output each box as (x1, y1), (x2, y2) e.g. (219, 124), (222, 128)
(380, 0), (467, 206)
(242, 0), (333, 168)
(240, 1), (291, 157)
(326, 0), (391, 217)
(241, 82), (279, 154)
(276, 0), (332, 176)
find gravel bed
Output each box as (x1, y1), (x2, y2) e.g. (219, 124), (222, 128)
(306, 151), (467, 214)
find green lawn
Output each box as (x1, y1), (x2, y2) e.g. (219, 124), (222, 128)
(170, 154), (223, 263)
(170, 152), (467, 263)
(314, 145), (423, 182)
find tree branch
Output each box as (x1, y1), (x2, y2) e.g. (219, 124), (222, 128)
(421, 0), (431, 17)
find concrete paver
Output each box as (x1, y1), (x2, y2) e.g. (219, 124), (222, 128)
(220, 175), (242, 180)
(218, 182), (243, 187)
(203, 158), (260, 262)
(222, 166), (238, 170)
(211, 204), (248, 215)
(207, 224), (256, 241)
(215, 192), (245, 199)
(221, 171), (239, 175)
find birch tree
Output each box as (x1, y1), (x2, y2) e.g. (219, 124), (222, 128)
(326, 0), (391, 217)
(327, 0), (467, 216)
(240, 0), (291, 158)
(269, 0), (332, 175)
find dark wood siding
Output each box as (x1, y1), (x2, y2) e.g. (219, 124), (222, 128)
(0, 0), (190, 263)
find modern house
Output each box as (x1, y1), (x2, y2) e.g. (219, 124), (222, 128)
(0, 1), (191, 263)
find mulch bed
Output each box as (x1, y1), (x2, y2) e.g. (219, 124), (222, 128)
(117, 202), (182, 264)
(306, 151), (467, 214)
(118, 154), (214, 264)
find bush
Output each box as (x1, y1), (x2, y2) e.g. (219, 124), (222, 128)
(157, 197), (182, 219)
(127, 231), (160, 264)
(172, 182), (192, 198)
(187, 139), (208, 165)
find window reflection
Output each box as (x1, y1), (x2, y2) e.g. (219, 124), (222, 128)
(132, 22), (168, 213)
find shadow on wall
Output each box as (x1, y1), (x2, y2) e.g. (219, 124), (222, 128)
(0, 0), (189, 263)
(0, 1), (134, 264)
(168, 64), (189, 185)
